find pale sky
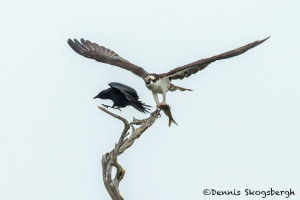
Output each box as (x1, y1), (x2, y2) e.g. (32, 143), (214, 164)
(0, 0), (299, 199)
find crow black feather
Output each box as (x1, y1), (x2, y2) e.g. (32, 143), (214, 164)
(94, 82), (151, 113)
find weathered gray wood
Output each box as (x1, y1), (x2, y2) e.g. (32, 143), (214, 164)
(99, 107), (161, 200)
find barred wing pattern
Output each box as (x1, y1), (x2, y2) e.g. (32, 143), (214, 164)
(68, 39), (149, 78)
(160, 37), (270, 80)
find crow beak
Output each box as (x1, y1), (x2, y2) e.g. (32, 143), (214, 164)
(93, 95), (98, 99)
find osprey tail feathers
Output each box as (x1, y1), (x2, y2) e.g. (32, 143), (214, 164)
(169, 83), (193, 92)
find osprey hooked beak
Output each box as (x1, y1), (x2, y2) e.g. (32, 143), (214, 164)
(145, 75), (158, 86)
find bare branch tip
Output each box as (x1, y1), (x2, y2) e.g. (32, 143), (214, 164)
(97, 106), (129, 125)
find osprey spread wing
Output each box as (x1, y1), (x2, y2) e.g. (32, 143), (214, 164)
(67, 39), (148, 78)
(68, 37), (269, 105)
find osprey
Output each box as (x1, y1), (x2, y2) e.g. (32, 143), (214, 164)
(68, 37), (269, 106)
(94, 82), (151, 113)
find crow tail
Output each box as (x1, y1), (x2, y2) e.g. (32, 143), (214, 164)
(131, 100), (152, 114)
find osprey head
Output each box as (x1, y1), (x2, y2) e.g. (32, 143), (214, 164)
(144, 74), (159, 87)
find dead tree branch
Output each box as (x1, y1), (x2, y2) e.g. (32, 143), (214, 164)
(98, 106), (161, 200)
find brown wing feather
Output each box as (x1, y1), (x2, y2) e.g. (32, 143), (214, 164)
(67, 39), (149, 78)
(160, 37), (270, 80)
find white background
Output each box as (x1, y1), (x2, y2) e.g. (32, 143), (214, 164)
(0, 0), (299, 199)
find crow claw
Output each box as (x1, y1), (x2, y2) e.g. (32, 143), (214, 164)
(112, 106), (122, 112)
(102, 104), (110, 109)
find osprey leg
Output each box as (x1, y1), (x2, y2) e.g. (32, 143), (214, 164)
(152, 92), (159, 105)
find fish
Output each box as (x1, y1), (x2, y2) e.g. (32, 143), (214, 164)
(158, 103), (178, 127)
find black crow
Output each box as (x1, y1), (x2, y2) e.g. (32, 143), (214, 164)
(94, 82), (151, 113)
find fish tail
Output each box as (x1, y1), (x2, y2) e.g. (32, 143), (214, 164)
(169, 118), (178, 127)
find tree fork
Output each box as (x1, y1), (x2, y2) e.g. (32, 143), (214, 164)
(98, 106), (161, 200)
